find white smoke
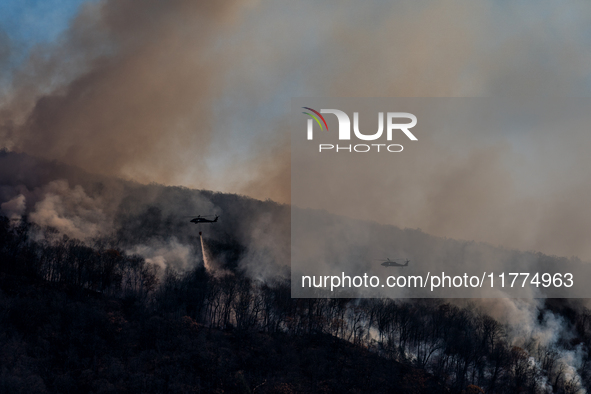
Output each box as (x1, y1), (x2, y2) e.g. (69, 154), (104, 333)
(238, 211), (290, 280)
(128, 237), (195, 273)
(465, 297), (587, 393)
(0, 193), (25, 220)
(28, 179), (110, 240)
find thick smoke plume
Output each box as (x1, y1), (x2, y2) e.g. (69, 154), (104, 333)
(2, 0), (591, 261)
(1, 0), (263, 194)
(28, 179), (109, 240)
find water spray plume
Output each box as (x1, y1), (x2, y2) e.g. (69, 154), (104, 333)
(200, 232), (212, 272)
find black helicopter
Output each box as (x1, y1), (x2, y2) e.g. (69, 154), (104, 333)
(189, 215), (219, 224)
(379, 258), (410, 267)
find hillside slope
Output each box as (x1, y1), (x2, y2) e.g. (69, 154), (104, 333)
(0, 273), (447, 394)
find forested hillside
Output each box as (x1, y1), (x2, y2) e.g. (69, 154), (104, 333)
(1, 152), (591, 393)
(0, 214), (590, 393)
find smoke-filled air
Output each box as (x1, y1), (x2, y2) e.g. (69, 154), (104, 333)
(2, 0), (591, 393)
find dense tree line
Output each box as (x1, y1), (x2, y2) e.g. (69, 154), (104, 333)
(0, 216), (158, 297)
(0, 215), (589, 393)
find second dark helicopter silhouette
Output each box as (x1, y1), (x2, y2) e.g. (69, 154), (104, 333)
(379, 258), (410, 267)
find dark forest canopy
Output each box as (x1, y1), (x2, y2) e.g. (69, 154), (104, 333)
(0, 215), (590, 393)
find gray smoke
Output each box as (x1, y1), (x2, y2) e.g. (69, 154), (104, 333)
(0, 193), (25, 220)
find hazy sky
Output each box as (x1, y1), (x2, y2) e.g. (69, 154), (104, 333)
(3, 0), (591, 260)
